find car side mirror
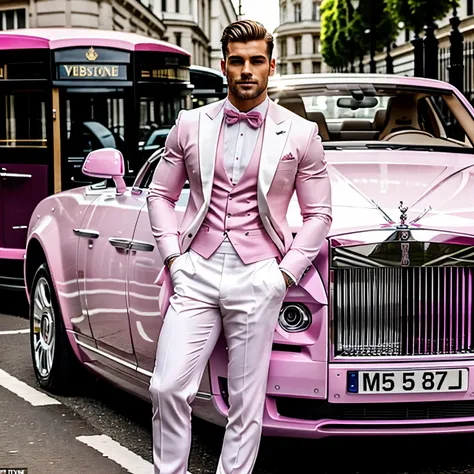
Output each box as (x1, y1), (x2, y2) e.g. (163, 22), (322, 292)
(82, 148), (126, 194)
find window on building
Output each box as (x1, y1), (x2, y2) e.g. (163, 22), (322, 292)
(312, 1), (320, 21)
(175, 0), (180, 12)
(294, 36), (302, 55)
(0, 8), (26, 30)
(280, 63), (288, 75)
(175, 32), (182, 47)
(293, 62), (301, 74)
(162, 0), (167, 12)
(312, 61), (321, 73)
(468, 0), (473, 16)
(313, 35), (319, 54)
(281, 2), (287, 23)
(294, 2), (301, 22)
(405, 29), (410, 42)
(280, 38), (287, 57)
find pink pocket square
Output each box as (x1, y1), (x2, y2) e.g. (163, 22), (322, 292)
(281, 152), (295, 161)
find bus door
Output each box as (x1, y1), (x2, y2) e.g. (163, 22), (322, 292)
(59, 87), (134, 190)
(0, 85), (50, 252)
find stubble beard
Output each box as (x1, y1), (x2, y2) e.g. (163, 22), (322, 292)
(229, 77), (268, 101)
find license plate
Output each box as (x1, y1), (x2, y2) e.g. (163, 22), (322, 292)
(347, 369), (469, 394)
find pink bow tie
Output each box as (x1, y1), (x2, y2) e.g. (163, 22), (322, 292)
(224, 107), (263, 129)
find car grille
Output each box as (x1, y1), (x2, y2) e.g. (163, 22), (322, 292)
(276, 398), (474, 421)
(332, 267), (474, 357)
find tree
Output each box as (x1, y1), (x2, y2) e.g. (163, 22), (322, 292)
(321, 0), (398, 71)
(332, 0), (354, 69)
(386, 0), (460, 33)
(320, 0), (339, 68)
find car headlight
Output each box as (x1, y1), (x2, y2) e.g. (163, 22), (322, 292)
(278, 303), (312, 332)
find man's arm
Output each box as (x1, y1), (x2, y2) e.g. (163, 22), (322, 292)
(278, 124), (332, 284)
(147, 111), (187, 263)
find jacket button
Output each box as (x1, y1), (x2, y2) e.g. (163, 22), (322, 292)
(188, 233), (192, 238)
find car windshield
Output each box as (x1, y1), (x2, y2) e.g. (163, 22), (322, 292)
(268, 82), (474, 153)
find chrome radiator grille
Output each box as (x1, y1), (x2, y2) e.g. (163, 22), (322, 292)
(332, 267), (474, 357)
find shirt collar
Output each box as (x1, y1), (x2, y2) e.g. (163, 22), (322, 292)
(225, 96), (269, 117)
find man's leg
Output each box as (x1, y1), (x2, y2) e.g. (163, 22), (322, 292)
(216, 256), (286, 474)
(150, 250), (223, 474)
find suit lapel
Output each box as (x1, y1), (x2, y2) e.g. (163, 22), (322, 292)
(257, 102), (292, 254)
(258, 103), (292, 199)
(199, 100), (225, 205)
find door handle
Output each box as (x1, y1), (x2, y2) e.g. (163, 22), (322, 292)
(109, 237), (131, 249)
(0, 168), (32, 179)
(73, 228), (100, 239)
(130, 240), (154, 252)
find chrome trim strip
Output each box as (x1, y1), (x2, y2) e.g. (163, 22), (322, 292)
(137, 367), (152, 377)
(76, 339), (137, 371)
(74, 337), (213, 400)
(73, 229), (100, 239)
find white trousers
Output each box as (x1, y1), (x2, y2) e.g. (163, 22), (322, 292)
(149, 240), (287, 474)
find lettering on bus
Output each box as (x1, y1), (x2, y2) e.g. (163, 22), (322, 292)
(140, 67), (190, 82)
(58, 64), (127, 80)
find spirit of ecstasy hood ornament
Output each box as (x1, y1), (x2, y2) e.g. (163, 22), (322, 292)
(398, 201), (408, 226)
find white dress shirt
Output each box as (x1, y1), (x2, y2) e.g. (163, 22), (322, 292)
(223, 97), (269, 184)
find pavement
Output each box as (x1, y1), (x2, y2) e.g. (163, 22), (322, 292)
(3, 291), (474, 473)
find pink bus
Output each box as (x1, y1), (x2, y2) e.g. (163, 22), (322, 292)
(0, 28), (193, 292)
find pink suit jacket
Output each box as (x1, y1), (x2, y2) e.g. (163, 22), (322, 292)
(148, 98), (332, 315)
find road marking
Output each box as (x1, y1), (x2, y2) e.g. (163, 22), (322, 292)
(76, 435), (192, 474)
(0, 368), (61, 406)
(0, 328), (29, 335)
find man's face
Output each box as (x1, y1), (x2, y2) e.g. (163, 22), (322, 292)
(221, 39), (276, 102)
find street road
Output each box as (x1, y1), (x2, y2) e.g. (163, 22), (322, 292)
(2, 292), (474, 473)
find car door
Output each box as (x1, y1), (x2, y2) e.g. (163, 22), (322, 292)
(127, 156), (189, 373)
(76, 186), (144, 364)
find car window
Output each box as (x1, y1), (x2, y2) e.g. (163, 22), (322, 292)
(269, 83), (474, 151)
(150, 131), (170, 147)
(140, 158), (160, 189)
(135, 151), (189, 191)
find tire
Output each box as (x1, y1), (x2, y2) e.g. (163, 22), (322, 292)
(29, 263), (82, 394)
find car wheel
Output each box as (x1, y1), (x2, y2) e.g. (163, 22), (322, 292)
(29, 263), (81, 394)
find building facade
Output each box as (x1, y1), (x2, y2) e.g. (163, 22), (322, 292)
(274, 0), (324, 75)
(0, 0), (237, 68)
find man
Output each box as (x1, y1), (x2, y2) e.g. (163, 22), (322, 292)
(147, 19), (332, 474)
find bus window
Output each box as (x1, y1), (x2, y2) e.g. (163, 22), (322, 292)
(0, 89), (47, 148)
(190, 65), (227, 109)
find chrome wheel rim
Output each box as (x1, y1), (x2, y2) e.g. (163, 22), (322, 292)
(32, 276), (55, 379)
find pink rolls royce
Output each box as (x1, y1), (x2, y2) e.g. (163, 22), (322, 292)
(25, 73), (474, 438)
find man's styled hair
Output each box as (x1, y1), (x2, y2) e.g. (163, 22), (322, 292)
(221, 20), (274, 60)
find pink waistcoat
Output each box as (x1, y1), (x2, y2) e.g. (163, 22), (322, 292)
(190, 121), (280, 264)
